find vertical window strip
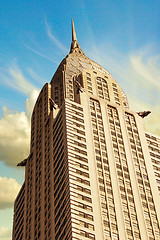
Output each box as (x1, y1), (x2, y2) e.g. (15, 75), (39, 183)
(145, 133), (160, 195)
(125, 113), (160, 239)
(53, 111), (70, 240)
(33, 103), (43, 240)
(86, 76), (93, 94)
(67, 79), (74, 101)
(96, 77), (110, 101)
(112, 83), (120, 105)
(44, 123), (52, 239)
(107, 106), (141, 240)
(13, 185), (25, 239)
(65, 102), (95, 240)
(54, 82), (64, 106)
(26, 157), (33, 239)
(89, 99), (119, 240)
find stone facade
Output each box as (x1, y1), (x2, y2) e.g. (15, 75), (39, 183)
(12, 20), (160, 240)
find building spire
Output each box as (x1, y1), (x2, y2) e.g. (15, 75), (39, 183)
(72, 18), (77, 42)
(70, 18), (83, 54)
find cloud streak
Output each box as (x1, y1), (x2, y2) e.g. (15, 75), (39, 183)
(0, 63), (39, 95)
(45, 20), (68, 53)
(130, 54), (160, 89)
(27, 68), (47, 84)
(9, 65), (37, 94)
(25, 44), (59, 64)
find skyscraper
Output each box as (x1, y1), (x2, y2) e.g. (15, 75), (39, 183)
(12, 20), (160, 240)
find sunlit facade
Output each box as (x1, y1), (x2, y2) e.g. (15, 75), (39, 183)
(12, 20), (160, 240)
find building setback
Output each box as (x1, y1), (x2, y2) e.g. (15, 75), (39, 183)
(12, 20), (160, 240)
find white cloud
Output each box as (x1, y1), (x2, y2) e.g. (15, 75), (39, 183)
(0, 90), (38, 167)
(0, 227), (11, 240)
(0, 107), (30, 166)
(0, 177), (21, 209)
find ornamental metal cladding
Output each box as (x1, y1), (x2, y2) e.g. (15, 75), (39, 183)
(12, 20), (160, 240)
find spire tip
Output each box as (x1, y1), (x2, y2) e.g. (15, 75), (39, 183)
(72, 18), (77, 42)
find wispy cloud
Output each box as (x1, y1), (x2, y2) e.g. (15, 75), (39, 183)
(130, 54), (160, 88)
(45, 20), (68, 53)
(9, 64), (38, 94)
(27, 68), (47, 84)
(0, 63), (39, 95)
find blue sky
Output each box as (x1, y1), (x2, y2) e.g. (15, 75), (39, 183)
(0, 0), (160, 239)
